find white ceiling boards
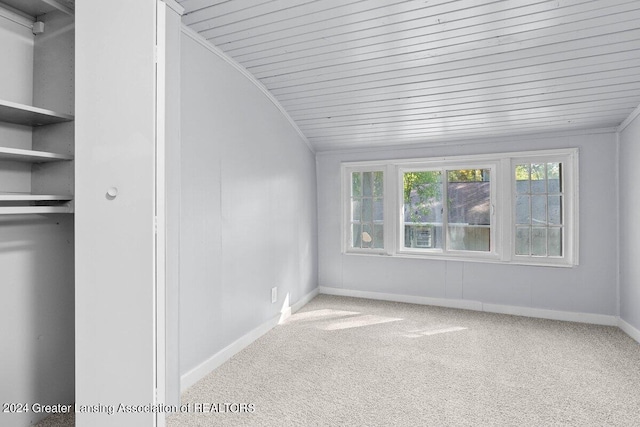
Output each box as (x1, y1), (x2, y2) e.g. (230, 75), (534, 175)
(178, 0), (640, 152)
(0, 0), (74, 17)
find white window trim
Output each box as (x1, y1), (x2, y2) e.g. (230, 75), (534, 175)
(341, 148), (579, 267)
(508, 150), (579, 267)
(341, 164), (388, 255)
(396, 160), (499, 260)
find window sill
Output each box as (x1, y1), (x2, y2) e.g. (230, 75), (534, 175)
(343, 250), (576, 268)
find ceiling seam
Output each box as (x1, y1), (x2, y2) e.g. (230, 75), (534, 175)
(617, 103), (640, 132)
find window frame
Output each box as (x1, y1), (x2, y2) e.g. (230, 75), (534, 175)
(342, 164), (390, 255)
(341, 148), (579, 267)
(397, 160), (499, 261)
(509, 151), (578, 267)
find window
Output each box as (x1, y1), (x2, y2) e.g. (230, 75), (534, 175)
(401, 167), (494, 255)
(346, 169), (385, 251)
(514, 163), (562, 257)
(512, 153), (577, 266)
(342, 148), (578, 266)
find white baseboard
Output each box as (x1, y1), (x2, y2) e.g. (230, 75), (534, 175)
(483, 303), (618, 326)
(180, 314), (279, 392)
(319, 286), (619, 326)
(278, 287), (319, 323)
(319, 286), (483, 311)
(292, 287), (320, 313)
(180, 287), (319, 392)
(618, 318), (640, 344)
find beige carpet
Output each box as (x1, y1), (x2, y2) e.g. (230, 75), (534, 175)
(36, 294), (640, 426)
(168, 295), (640, 426)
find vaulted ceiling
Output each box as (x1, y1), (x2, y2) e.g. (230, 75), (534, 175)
(178, 0), (640, 152)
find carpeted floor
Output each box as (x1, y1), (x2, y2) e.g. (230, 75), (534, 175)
(36, 294), (640, 426)
(34, 413), (75, 427)
(168, 295), (640, 426)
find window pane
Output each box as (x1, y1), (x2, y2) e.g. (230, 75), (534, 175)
(403, 171), (443, 225)
(373, 224), (384, 249)
(352, 172), (362, 197)
(352, 224), (362, 248)
(362, 223), (373, 248)
(405, 225), (441, 249)
(349, 170), (384, 250)
(351, 200), (361, 221)
(514, 160), (566, 260)
(362, 198), (373, 222)
(516, 195), (530, 224)
(373, 198), (384, 221)
(363, 172), (373, 196)
(403, 171), (443, 250)
(548, 195), (562, 225)
(447, 169), (491, 252)
(531, 195), (547, 225)
(547, 163), (561, 193)
(448, 225), (490, 251)
(447, 169), (490, 182)
(373, 171), (384, 196)
(548, 228), (562, 256)
(530, 163), (546, 193)
(516, 227), (530, 255)
(531, 227), (547, 256)
(515, 164), (530, 193)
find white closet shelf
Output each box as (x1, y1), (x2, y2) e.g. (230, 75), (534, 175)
(0, 147), (73, 162)
(0, 99), (74, 126)
(0, 205), (72, 215)
(0, 193), (73, 201)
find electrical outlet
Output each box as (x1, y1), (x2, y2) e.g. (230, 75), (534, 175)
(271, 287), (277, 304)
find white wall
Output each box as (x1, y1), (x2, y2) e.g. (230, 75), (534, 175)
(317, 130), (618, 316)
(619, 112), (640, 331)
(179, 31), (318, 378)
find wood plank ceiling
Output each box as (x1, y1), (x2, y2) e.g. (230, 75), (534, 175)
(0, 0), (74, 17)
(178, 0), (640, 152)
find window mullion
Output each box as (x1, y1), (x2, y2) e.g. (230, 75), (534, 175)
(528, 164), (533, 256)
(442, 168), (448, 254)
(501, 158), (513, 262)
(385, 164), (397, 255)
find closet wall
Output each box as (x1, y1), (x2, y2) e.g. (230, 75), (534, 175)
(0, 7), (74, 427)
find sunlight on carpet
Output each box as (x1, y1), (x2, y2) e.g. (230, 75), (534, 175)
(321, 314), (403, 331)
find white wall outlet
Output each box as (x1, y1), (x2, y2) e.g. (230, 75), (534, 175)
(271, 287), (277, 304)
